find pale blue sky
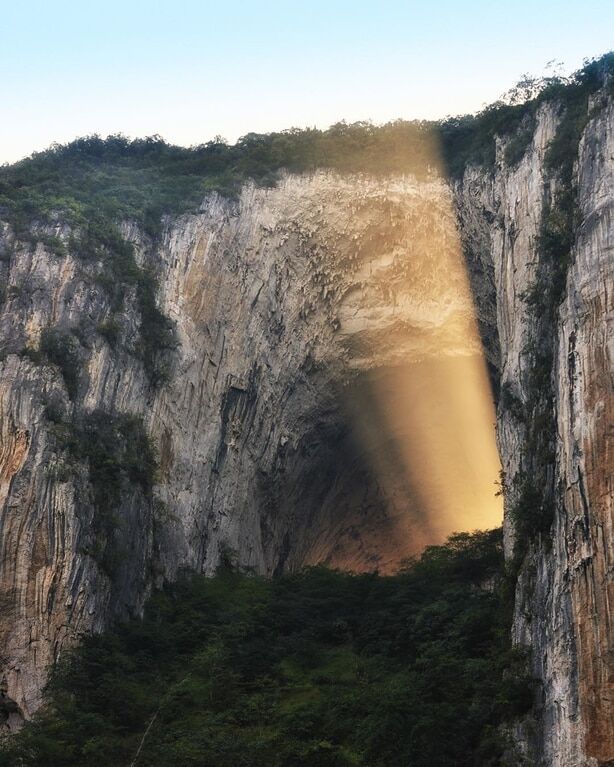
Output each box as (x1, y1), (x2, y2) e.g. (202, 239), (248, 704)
(1, 1), (612, 163)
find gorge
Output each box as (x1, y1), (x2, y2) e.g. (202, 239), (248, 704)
(0, 56), (612, 766)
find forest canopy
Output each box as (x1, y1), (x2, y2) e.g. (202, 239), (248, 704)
(0, 529), (533, 767)
(0, 53), (612, 240)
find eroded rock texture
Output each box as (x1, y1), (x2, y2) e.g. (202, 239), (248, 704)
(0, 94), (612, 767)
(454, 100), (613, 766)
(557, 101), (614, 766)
(0, 172), (496, 722)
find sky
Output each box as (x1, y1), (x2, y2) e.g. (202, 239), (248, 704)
(1, 0), (612, 164)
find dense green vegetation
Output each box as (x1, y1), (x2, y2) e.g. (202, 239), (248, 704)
(443, 53), (613, 174)
(0, 530), (532, 767)
(21, 328), (82, 398)
(46, 409), (158, 572)
(0, 54), (611, 240)
(0, 125), (437, 240)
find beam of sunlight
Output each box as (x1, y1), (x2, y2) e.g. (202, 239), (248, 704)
(328, 135), (503, 571)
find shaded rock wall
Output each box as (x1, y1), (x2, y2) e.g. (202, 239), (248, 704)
(454, 99), (613, 766)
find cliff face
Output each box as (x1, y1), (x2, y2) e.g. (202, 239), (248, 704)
(0, 172), (500, 721)
(0, 97), (612, 766)
(455, 99), (614, 766)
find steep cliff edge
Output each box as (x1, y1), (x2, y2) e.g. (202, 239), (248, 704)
(0, 67), (612, 765)
(0, 171), (500, 721)
(455, 96), (614, 765)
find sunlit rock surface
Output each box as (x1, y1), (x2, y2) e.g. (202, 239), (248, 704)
(0, 172), (501, 722)
(0, 95), (612, 767)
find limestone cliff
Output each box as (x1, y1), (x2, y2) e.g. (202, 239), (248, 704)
(0, 91), (612, 767)
(0, 171), (499, 721)
(454, 98), (614, 766)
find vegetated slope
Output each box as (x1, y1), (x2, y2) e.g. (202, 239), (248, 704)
(0, 530), (531, 767)
(0, 53), (611, 242)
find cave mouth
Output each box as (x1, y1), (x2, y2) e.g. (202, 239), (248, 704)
(290, 354), (503, 574)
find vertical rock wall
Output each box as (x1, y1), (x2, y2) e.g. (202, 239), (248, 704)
(0, 95), (612, 766)
(455, 98), (613, 766)
(0, 172), (492, 721)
